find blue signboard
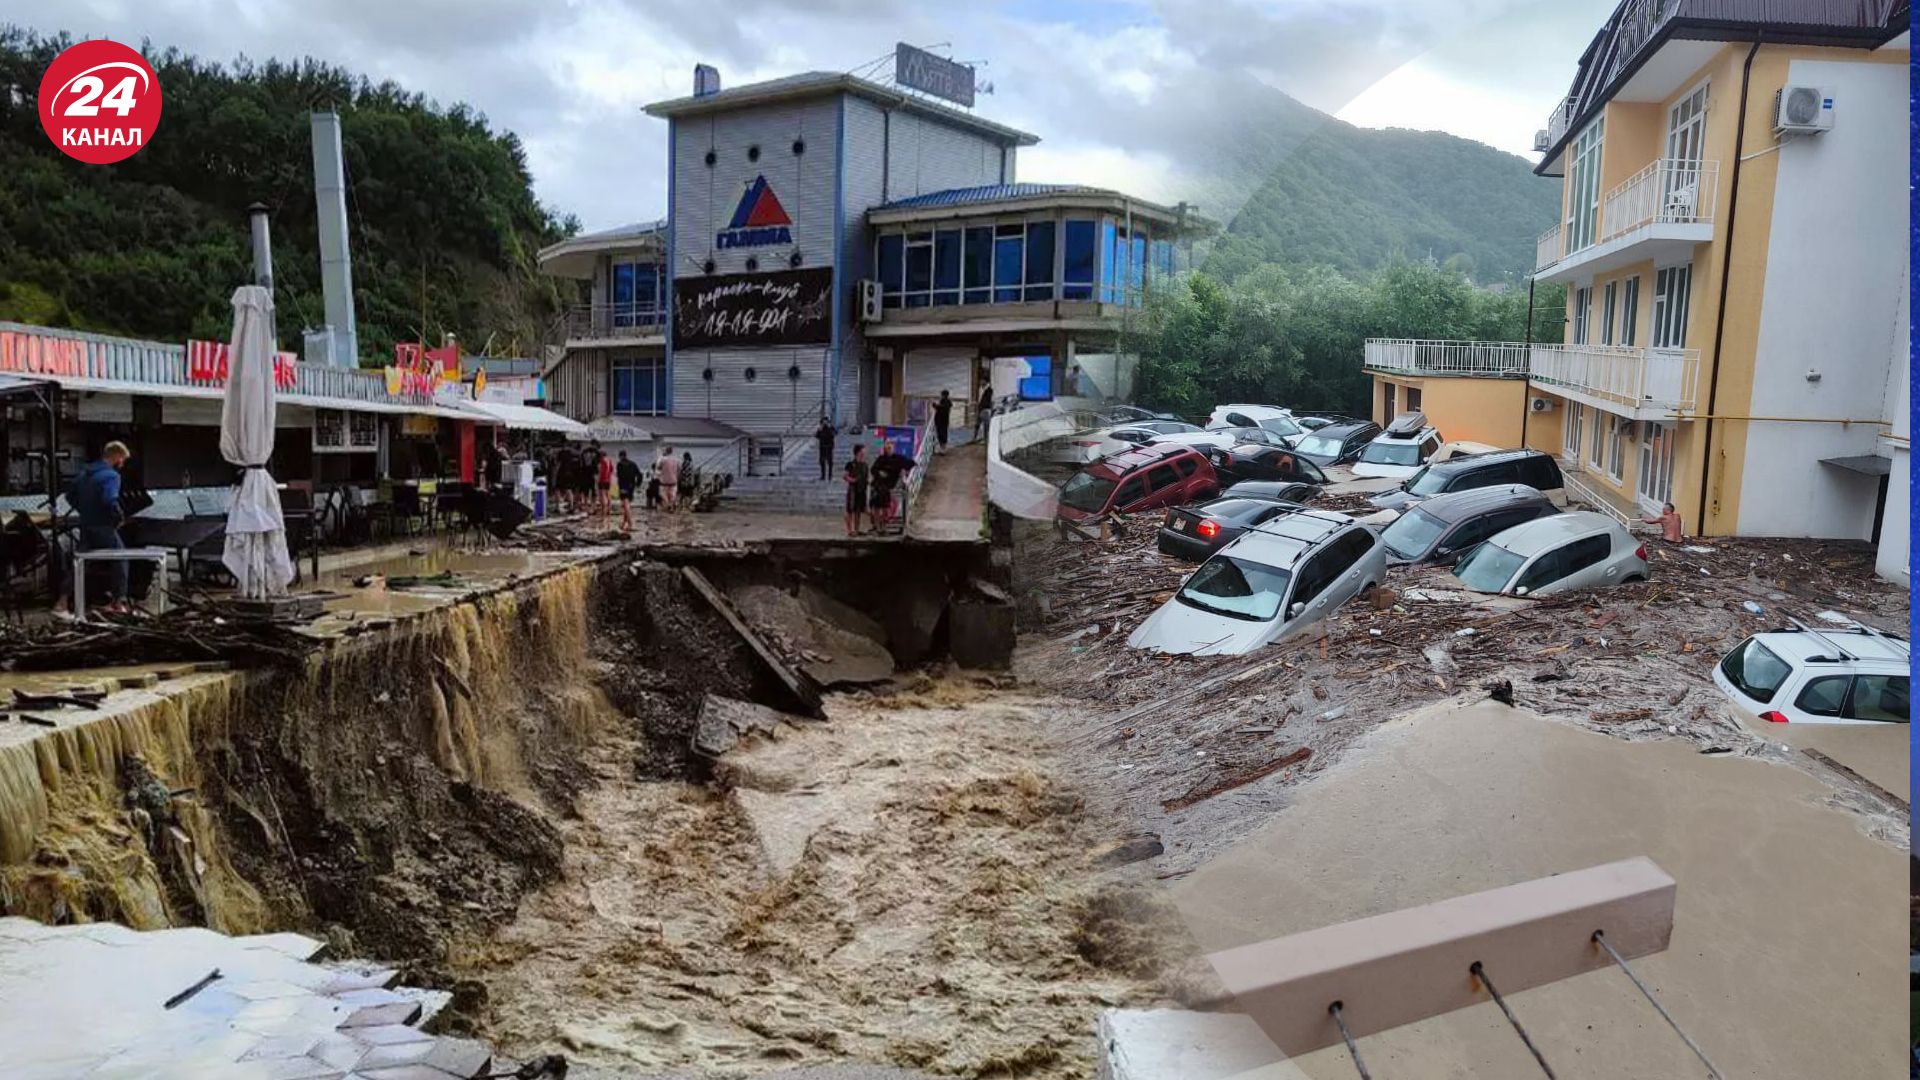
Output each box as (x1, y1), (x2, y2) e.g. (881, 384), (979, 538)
(872, 425), (919, 458)
(1017, 355), (1053, 401)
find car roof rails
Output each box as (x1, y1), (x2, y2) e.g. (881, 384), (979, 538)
(1784, 615), (1860, 662)
(1793, 614), (1913, 657)
(1384, 411), (1427, 438)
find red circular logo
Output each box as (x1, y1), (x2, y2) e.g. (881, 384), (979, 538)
(38, 40), (162, 165)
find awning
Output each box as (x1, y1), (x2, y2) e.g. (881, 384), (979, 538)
(1819, 453), (1893, 477)
(0, 373), (55, 397)
(460, 399), (591, 436)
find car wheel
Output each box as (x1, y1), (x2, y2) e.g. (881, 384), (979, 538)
(1622, 574), (1646, 583)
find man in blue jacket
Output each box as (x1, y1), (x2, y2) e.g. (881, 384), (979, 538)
(68, 441), (131, 607)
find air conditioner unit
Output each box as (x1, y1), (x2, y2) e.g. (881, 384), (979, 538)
(1529, 396), (1555, 413)
(856, 279), (883, 324)
(1532, 129), (1551, 153)
(1773, 85), (1834, 136)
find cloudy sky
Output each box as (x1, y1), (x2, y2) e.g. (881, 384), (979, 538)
(16, 0), (1611, 229)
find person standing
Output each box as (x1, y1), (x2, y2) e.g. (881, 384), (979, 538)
(933, 389), (953, 452)
(68, 441), (131, 610)
(679, 450), (695, 506)
(843, 443), (870, 536)
(594, 445), (615, 522)
(657, 445), (681, 511)
(815, 416), (836, 481)
(616, 450), (641, 532)
(975, 382), (993, 440)
(1642, 501), (1684, 543)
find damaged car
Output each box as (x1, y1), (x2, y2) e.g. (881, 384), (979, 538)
(1376, 485), (1559, 567)
(1712, 620), (1910, 725)
(1129, 509), (1384, 655)
(1206, 444), (1331, 487)
(1448, 511), (1646, 596)
(1156, 496), (1311, 562)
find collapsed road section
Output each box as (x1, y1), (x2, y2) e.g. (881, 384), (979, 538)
(0, 525), (1201, 1077)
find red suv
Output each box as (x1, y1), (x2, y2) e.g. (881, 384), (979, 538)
(1058, 443), (1219, 521)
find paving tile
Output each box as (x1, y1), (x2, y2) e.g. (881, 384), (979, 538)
(231, 979), (319, 1002)
(240, 1033), (323, 1061)
(330, 987), (410, 1008)
(339, 1002), (423, 1029)
(421, 1038), (492, 1078)
(306, 1033), (369, 1072)
(314, 969), (399, 995)
(232, 996), (308, 1032)
(237, 932), (328, 961)
(349, 1025), (436, 1048)
(354, 1065), (460, 1080)
(352, 1040), (436, 1071)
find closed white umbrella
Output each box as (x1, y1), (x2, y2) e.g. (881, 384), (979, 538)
(220, 285), (294, 598)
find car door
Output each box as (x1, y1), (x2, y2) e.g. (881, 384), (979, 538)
(1110, 476), (1147, 514)
(1271, 453), (1329, 485)
(1557, 533), (1618, 590)
(1517, 533), (1611, 595)
(1133, 463), (1182, 510)
(1446, 461), (1521, 494)
(1283, 547), (1340, 630)
(1419, 433), (1442, 463)
(1318, 527), (1378, 610)
(1345, 428), (1376, 461)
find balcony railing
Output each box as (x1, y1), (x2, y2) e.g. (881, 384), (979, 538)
(1536, 224), (1563, 271)
(1529, 342), (1700, 413)
(1543, 93), (1576, 149)
(562, 303), (666, 341)
(1363, 339), (1530, 378)
(1600, 158), (1719, 243)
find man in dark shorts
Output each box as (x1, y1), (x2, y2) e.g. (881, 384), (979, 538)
(843, 443), (869, 536)
(869, 441), (915, 531)
(616, 450), (641, 532)
(815, 416), (835, 481)
(933, 389), (953, 451)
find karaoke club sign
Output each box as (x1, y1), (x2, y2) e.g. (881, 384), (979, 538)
(38, 39), (163, 165)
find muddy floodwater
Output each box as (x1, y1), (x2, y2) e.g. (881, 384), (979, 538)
(452, 675), (1183, 1078)
(1171, 700), (1907, 1079)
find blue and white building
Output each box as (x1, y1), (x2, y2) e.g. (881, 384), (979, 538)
(538, 68), (1201, 470)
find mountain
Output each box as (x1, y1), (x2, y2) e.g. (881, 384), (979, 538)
(1117, 73), (1560, 284)
(0, 28), (571, 360)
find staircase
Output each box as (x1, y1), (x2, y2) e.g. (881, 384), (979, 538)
(718, 437), (848, 512)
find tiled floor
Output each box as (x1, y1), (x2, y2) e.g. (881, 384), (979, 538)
(0, 917), (491, 1079)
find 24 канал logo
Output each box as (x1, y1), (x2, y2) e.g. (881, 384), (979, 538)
(39, 39), (163, 164)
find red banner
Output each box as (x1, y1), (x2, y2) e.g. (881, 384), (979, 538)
(187, 339), (296, 389)
(389, 342), (459, 397)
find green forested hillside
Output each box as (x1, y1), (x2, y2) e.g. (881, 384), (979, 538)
(1203, 106), (1562, 284)
(0, 28), (572, 361)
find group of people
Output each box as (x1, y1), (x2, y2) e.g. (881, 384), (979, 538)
(539, 442), (693, 532)
(840, 440), (918, 536)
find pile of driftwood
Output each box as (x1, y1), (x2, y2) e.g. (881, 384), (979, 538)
(1, 597), (321, 672)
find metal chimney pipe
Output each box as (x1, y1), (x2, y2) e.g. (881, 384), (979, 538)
(310, 110), (359, 367)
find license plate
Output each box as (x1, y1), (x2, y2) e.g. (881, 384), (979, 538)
(1177, 518), (1192, 533)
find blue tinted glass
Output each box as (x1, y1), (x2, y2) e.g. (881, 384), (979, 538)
(1099, 221), (1116, 302)
(1152, 239), (1173, 284)
(613, 263), (634, 308)
(633, 263), (658, 308)
(877, 235), (904, 293)
(1131, 234), (1146, 300)
(1018, 356), (1052, 400)
(906, 241), (932, 293)
(632, 361), (659, 413)
(994, 235), (1023, 302)
(1064, 220), (1096, 285)
(612, 366), (634, 413)
(1025, 221), (1055, 286)
(934, 230), (962, 300)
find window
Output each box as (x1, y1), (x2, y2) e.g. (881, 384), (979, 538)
(932, 229), (961, 305)
(1151, 238), (1175, 289)
(1564, 402), (1585, 460)
(1449, 462), (1521, 492)
(1114, 477), (1146, 506)
(1795, 677), (1850, 718)
(963, 226), (993, 304)
(1563, 533), (1612, 574)
(611, 357), (667, 415)
(1024, 221), (1056, 302)
(1382, 384), (1396, 421)
(1176, 456), (1199, 477)
(1063, 219), (1097, 300)
(1289, 549), (1341, 609)
(1652, 264), (1692, 349)
(1178, 555), (1292, 622)
(877, 235), (904, 308)
(611, 261), (661, 327)
(1406, 387), (1423, 411)
(1665, 82), (1710, 220)
(1600, 281), (1616, 345)
(1567, 118), (1605, 251)
(1588, 405), (1604, 467)
(904, 232), (932, 308)
(993, 224), (1025, 303)
(1638, 421), (1674, 507)
(1849, 674), (1910, 723)
(1520, 454), (1563, 491)
(1099, 220), (1118, 303)
(1718, 638), (1791, 703)
(1516, 548), (1567, 593)
(1146, 464), (1178, 491)
(1572, 287), (1591, 344)
(1606, 416), (1627, 480)
(1621, 276), (1640, 346)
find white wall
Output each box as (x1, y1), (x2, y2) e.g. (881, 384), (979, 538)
(1736, 57), (1908, 538)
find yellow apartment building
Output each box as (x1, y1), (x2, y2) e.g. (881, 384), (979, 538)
(1364, 0), (1910, 581)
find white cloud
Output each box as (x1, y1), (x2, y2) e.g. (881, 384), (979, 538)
(1336, 59), (1546, 157)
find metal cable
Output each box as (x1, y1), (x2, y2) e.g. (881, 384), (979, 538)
(1593, 931), (1725, 1079)
(1471, 961), (1557, 1079)
(1328, 1001), (1373, 1079)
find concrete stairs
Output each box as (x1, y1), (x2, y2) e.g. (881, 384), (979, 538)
(720, 438), (847, 513)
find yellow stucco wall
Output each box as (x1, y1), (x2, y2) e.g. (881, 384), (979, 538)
(1370, 374), (1528, 449)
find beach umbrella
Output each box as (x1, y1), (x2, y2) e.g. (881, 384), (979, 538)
(219, 285), (294, 598)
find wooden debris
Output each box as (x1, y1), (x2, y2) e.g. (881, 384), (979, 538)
(1162, 747), (1312, 812)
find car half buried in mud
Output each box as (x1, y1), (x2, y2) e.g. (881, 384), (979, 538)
(1129, 509), (1385, 655)
(1449, 511), (1647, 597)
(1712, 621), (1911, 725)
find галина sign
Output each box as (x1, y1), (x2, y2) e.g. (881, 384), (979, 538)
(675, 268), (831, 349)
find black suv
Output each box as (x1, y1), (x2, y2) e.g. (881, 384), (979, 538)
(1374, 484), (1560, 566)
(1290, 421), (1383, 467)
(1369, 449), (1564, 511)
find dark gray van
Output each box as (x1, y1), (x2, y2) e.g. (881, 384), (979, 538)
(1375, 484), (1560, 566)
(1368, 449), (1565, 512)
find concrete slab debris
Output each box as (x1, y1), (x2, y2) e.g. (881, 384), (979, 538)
(679, 565), (824, 717)
(691, 693), (805, 759)
(1094, 1008), (1302, 1079)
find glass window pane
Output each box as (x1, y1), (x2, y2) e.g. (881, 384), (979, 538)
(1100, 221), (1117, 302)
(994, 234), (1024, 302)
(905, 241), (932, 295)
(612, 366), (633, 413)
(963, 227), (993, 302)
(1064, 220), (1096, 285)
(1025, 221), (1055, 286)
(934, 230), (961, 290)
(613, 263), (634, 307)
(877, 235), (903, 294)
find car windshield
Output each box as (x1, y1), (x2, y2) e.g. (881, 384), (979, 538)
(1058, 472), (1117, 513)
(1258, 416), (1304, 438)
(1361, 439), (1423, 466)
(1380, 506), (1447, 560)
(1719, 637), (1793, 703)
(1176, 555), (1293, 622)
(1292, 434), (1345, 458)
(1452, 542), (1526, 592)
(1404, 464), (1450, 495)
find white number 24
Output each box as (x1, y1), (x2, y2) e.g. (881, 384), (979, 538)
(63, 75), (140, 117)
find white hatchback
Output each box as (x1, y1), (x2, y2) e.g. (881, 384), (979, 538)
(1449, 511), (1647, 597)
(1712, 623), (1911, 725)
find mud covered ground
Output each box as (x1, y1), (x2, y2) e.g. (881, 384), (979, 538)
(452, 672), (1199, 1079)
(1016, 517), (1911, 870)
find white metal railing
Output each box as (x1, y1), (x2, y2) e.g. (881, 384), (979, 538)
(1600, 158), (1719, 245)
(1544, 93), (1576, 148)
(562, 303), (666, 340)
(1535, 224), (1563, 271)
(1528, 342), (1700, 413)
(1363, 339), (1531, 378)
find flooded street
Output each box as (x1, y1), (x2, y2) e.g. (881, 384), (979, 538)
(454, 674), (1182, 1079)
(1169, 700), (1907, 1079)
